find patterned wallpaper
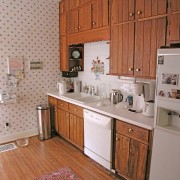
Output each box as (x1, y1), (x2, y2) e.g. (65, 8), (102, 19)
(0, 0), (60, 141)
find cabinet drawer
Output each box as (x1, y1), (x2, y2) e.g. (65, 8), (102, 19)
(48, 96), (57, 106)
(116, 120), (149, 144)
(57, 99), (69, 110)
(69, 103), (83, 117)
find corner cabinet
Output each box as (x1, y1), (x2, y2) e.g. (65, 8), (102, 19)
(115, 120), (152, 180)
(110, 0), (167, 79)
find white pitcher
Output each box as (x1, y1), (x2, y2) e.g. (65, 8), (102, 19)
(57, 81), (66, 95)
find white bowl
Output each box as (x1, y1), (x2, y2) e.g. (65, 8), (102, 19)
(16, 137), (29, 147)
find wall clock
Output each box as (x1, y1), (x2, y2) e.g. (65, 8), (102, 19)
(72, 50), (80, 59)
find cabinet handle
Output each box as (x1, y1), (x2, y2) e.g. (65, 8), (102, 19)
(137, 10), (142, 15)
(128, 68), (133, 71)
(128, 129), (133, 133)
(129, 12), (134, 17)
(136, 68), (141, 72)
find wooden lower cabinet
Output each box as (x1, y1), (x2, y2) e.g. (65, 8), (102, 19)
(54, 97), (84, 150)
(69, 113), (84, 150)
(115, 120), (150, 180)
(57, 108), (70, 139)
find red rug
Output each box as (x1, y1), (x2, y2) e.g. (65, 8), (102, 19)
(35, 167), (82, 180)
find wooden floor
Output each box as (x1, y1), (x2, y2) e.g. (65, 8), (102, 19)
(0, 136), (122, 180)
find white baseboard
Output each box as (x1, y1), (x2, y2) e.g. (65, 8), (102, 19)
(0, 129), (38, 144)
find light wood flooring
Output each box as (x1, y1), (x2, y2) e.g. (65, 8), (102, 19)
(0, 136), (122, 180)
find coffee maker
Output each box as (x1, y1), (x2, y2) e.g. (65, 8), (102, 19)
(130, 81), (155, 114)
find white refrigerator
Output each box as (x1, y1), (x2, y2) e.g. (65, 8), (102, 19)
(150, 48), (180, 180)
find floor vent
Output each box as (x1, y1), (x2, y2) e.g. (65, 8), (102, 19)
(0, 143), (17, 153)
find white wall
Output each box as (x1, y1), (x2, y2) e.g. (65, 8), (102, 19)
(0, 0), (60, 143)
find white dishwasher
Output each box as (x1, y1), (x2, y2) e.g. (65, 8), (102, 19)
(84, 109), (113, 170)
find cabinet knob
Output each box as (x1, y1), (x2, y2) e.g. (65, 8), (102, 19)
(75, 27), (78, 30)
(128, 129), (133, 133)
(128, 68), (133, 71)
(78, 26), (81, 29)
(136, 68), (141, 72)
(54, 109), (57, 112)
(74, 108), (77, 111)
(129, 12), (134, 17)
(137, 10), (142, 15)
(61, 104), (63, 106)
(92, 22), (96, 25)
(116, 138), (119, 141)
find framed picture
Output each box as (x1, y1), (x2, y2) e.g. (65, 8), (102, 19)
(161, 73), (178, 85)
(171, 89), (180, 99)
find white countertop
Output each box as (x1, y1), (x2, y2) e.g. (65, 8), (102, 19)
(47, 91), (155, 130)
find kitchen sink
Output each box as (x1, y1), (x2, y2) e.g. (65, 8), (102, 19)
(62, 92), (100, 104)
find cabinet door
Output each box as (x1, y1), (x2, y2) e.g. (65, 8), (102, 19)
(115, 133), (130, 178)
(60, 13), (66, 36)
(60, 36), (68, 71)
(78, 4), (91, 32)
(169, 0), (180, 13)
(136, 0), (167, 19)
(169, 13), (180, 42)
(60, 0), (68, 14)
(69, 9), (79, 34)
(91, 0), (109, 29)
(54, 107), (58, 132)
(69, 114), (84, 149)
(110, 22), (134, 75)
(111, 0), (135, 25)
(128, 139), (148, 180)
(134, 17), (166, 78)
(57, 108), (69, 139)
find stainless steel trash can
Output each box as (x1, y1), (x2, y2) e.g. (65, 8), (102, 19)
(36, 104), (51, 140)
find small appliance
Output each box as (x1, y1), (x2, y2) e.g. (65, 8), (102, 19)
(57, 81), (66, 95)
(143, 100), (154, 117)
(110, 90), (123, 104)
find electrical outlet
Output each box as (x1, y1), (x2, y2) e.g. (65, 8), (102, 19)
(4, 122), (9, 130)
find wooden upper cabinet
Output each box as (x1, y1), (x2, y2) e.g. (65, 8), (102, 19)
(60, 0), (68, 14)
(60, 36), (68, 71)
(134, 17), (166, 78)
(167, 0), (180, 43)
(169, 0), (180, 13)
(135, 0), (167, 20)
(110, 22), (134, 75)
(111, 0), (135, 25)
(60, 13), (67, 36)
(91, 0), (109, 29)
(69, 3), (91, 34)
(78, 4), (91, 32)
(69, 9), (79, 34)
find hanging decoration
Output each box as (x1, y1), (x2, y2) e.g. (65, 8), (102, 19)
(6, 57), (24, 87)
(91, 57), (104, 80)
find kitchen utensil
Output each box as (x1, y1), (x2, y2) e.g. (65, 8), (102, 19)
(143, 100), (154, 117)
(57, 81), (66, 95)
(110, 90), (123, 104)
